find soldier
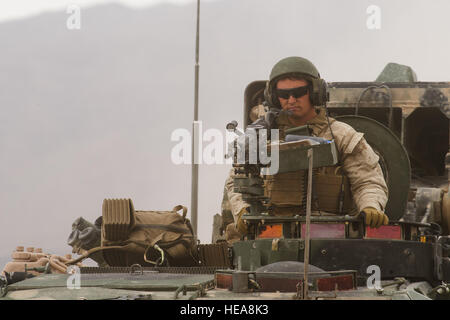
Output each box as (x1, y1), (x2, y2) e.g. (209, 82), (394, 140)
(225, 56), (389, 238)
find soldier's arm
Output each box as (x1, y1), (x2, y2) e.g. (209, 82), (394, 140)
(341, 137), (389, 213)
(224, 168), (250, 223)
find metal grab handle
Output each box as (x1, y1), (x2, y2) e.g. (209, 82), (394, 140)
(355, 85), (393, 130)
(129, 264), (143, 275)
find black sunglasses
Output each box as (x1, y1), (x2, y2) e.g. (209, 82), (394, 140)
(275, 85), (310, 99)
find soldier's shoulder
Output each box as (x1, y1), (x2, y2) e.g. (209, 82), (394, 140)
(329, 119), (365, 154)
(329, 119), (359, 137)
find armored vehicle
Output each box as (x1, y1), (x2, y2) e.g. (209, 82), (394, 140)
(1, 63), (449, 300)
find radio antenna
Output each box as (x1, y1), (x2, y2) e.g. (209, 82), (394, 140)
(191, 0), (200, 237)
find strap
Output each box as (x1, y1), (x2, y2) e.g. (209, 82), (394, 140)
(312, 169), (319, 210)
(173, 205), (188, 219)
(65, 244), (134, 265)
(66, 237), (195, 267)
(133, 224), (191, 234)
(338, 174), (346, 214)
(49, 255), (68, 273)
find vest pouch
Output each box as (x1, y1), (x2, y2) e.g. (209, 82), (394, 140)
(264, 166), (354, 215)
(313, 166), (354, 214)
(265, 170), (306, 207)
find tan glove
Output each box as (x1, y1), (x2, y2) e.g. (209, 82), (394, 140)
(236, 207), (249, 235)
(225, 223), (242, 245)
(362, 207), (389, 228)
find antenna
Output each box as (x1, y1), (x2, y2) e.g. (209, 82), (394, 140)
(191, 0), (200, 237)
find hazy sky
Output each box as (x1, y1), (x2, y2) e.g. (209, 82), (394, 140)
(0, 0), (448, 261)
(0, 0), (214, 22)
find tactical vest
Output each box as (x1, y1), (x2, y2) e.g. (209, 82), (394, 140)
(264, 117), (355, 215)
(264, 165), (354, 215)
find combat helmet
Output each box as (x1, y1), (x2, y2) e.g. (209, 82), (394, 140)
(264, 56), (329, 108)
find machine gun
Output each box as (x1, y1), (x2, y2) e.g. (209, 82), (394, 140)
(225, 108), (284, 219)
(226, 108), (339, 239)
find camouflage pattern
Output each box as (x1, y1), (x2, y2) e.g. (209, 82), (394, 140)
(327, 83), (450, 118)
(224, 223), (241, 245)
(211, 189), (236, 243)
(225, 107), (388, 225)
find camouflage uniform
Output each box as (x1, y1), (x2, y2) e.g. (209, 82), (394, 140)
(225, 107), (388, 225)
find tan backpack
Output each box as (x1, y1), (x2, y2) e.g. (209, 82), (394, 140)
(88, 199), (199, 267)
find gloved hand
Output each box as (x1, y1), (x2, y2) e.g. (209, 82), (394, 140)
(236, 207), (250, 235)
(362, 207), (389, 228)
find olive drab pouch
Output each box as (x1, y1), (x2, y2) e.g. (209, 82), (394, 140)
(264, 166), (354, 215)
(100, 199), (198, 267)
(313, 166), (354, 214)
(265, 170), (307, 207)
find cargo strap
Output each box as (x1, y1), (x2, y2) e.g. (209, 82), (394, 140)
(338, 174), (346, 214)
(66, 238), (197, 266)
(173, 205), (188, 219)
(133, 224), (191, 234)
(66, 244), (134, 265)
